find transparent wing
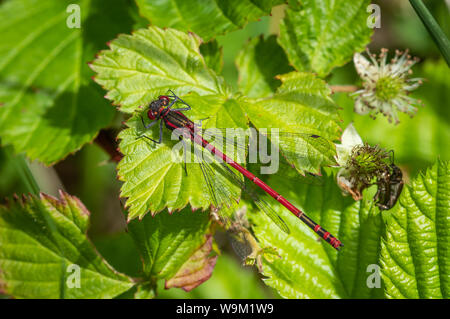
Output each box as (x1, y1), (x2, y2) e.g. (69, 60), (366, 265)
(197, 157), (255, 262)
(200, 128), (332, 156)
(199, 127), (335, 173)
(257, 131), (335, 175)
(190, 132), (290, 234)
(197, 153), (239, 229)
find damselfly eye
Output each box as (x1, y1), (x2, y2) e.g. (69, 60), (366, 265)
(147, 109), (156, 120)
(159, 95), (170, 106)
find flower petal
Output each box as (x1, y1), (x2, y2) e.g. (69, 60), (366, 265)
(341, 123), (363, 148)
(334, 123), (363, 166)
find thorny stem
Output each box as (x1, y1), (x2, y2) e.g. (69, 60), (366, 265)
(94, 129), (122, 163)
(330, 85), (359, 93)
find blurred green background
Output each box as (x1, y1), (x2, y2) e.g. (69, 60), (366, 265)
(0, 0), (448, 298)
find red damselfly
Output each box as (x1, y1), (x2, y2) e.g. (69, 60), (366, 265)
(137, 91), (343, 250)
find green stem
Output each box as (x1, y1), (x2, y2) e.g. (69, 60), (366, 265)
(5, 148), (40, 195)
(409, 0), (450, 66)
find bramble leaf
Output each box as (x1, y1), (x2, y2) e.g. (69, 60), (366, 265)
(165, 234), (217, 292)
(0, 0), (136, 164)
(242, 72), (341, 172)
(90, 26), (229, 114)
(117, 94), (246, 220)
(118, 86), (338, 218)
(157, 254), (274, 298)
(250, 160), (450, 299)
(278, 0), (373, 77)
(200, 40), (224, 75)
(236, 35), (293, 98)
(128, 208), (214, 296)
(92, 27), (340, 220)
(381, 159), (450, 299)
(0, 191), (134, 299)
(249, 170), (385, 298)
(134, 0), (284, 41)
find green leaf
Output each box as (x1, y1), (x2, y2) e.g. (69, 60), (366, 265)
(278, 0), (373, 77)
(381, 159), (450, 299)
(134, 282), (156, 299)
(117, 77), (339, 219)
(165, 234), (218, 291)
(118, 93), (246, 220)
(128, 208), (214, 295)
(0, 0), (137, 164)
(134, 0), (284, 41)
(92, 232), (142, 278)
(92, 27), (340, 220)
(251, 160), (450, 299)
(236, 35), (293, 98)
(200, 39), (224, 75)
(243, 72), (341, 172)
(90, 26), (229, 114)
(249, 170), (385, 298)
(0, 191), (134, 299)
(157, 253), (275, 298)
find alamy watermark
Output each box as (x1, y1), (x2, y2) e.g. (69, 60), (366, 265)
(66, 264), (81, 289)
(367, 4), (381, 29)
(66, 4), (81, 29)
(366, 264), (381, 288)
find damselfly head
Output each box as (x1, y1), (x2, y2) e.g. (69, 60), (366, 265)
(159, 95), (170, 106)
(147, 97), (168, 119)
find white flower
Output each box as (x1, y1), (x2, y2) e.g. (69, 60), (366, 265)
(352, 48), (423, 124)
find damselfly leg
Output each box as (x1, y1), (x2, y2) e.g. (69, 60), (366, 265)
(137, 118), (164, 144)
(166, 90), (191, 111)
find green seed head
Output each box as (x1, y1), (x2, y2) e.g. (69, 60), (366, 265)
(346, 144), (390, 185)
(375, 76), (404, 101)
